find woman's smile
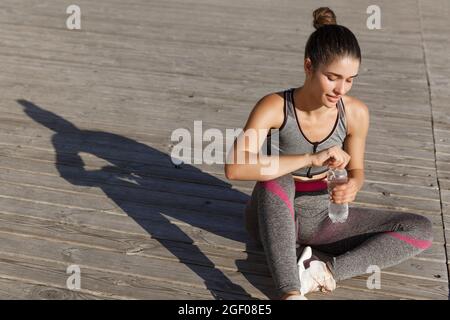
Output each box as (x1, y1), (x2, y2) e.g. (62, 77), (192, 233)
(326, 94), (341, 103)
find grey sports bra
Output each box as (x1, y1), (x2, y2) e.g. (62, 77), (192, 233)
(266, 88), (348, 178)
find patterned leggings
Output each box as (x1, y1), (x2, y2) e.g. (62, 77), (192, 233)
(244, 174), (433, 296)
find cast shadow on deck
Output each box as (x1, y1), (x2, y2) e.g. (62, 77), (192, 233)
(17, 99), (277, 300)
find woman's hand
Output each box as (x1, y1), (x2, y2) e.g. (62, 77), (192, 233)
(310, 146), (351, 169)
(330, 177), (359, 204)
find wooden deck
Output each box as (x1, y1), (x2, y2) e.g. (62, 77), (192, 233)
(0, 0), (449, 299)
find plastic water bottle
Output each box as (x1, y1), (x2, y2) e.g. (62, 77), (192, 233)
(327, 168), (349, 223)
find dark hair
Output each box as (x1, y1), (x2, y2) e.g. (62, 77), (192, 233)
(305, 7), (361, 70)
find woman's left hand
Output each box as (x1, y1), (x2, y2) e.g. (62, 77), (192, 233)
(330, 178), (360, 204)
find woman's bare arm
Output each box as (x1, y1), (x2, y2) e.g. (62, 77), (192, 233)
(344, 97), (370, 188)
(224, 93), (314, 181)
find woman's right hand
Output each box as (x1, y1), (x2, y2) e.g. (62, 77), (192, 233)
(310, 146), (351, 169)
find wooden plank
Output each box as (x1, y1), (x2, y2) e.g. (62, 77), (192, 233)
(0, 178), (247, 221)
(0, 15), (428, 72)
(0, 121), (440, 189)
(0, 39), (427, 89)
(442, 190), (450, 203)
(0, 136), (439, 187)
(0, 109), (438, 151)
(337, 272), (447, 300)
(2, 210), (442, 297)
(0, 198), (445, 283)
(1, 86), (436, 131)
(0, 206), (444, 280)
(0, 276), (109, 300)
(0, 252), (246, 300)
(1, 94), (439, 127)
(437, 161), (450, 173)
(354, 193), (441, 213)
(0, 102), (440, 158)
(0, 231), (273, 299)
(441, 178), (450, 190)
(0, 211), (266, 275)
(0, 134), (440, 198)
(0, 61), (432, 112)
(306, 286), (412, 300)
(0, 196), (250, 251)
(0, 162), (444, 244)
(421, 0), (450, 292)
(0, 153), (438, 204)
(0, 159), (249, 205)
(6, 100), (437, 149)
(365, 152), (436, 168)
(3, 85), (434, 129)
(0, 153), (440, 205)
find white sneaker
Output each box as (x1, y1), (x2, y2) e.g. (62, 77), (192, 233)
(297, 246), (319, 295)
(297, 246), (312, 280)
(307, 261), (336, 293)
(298, 246), (336, 296)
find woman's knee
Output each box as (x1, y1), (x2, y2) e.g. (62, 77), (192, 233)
(415, 215), (433, 243)
(397, 214), (434, 249)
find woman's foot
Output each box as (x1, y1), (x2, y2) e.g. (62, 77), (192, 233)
(298, 246), (336, 295)
(302, 261), (336, 294)
(285, 294), (308, 300)
(281, 291), (307, 300)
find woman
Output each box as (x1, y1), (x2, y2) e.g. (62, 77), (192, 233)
(224, 7), (433, 300)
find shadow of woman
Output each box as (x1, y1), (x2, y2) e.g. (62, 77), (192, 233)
(17, 99), (277, 300)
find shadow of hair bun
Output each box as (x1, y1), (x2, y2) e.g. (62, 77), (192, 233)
(313, 7), (337, 29)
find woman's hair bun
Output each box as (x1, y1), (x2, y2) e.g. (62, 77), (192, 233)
(312, 7), (337, 29)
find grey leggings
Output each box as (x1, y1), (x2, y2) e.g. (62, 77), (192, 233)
(244, 174), (433, 296)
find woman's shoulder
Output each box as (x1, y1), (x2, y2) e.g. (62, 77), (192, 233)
(246, 91), (286, 130)
(342, 94), (368, 111)
(341, 95), (370, 134)
(263, 90), (285, 107)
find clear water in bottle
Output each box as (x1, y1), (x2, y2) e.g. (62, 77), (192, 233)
(327, 168), (349, 223)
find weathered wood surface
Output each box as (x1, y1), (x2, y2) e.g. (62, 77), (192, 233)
(0, 0), (448, 299)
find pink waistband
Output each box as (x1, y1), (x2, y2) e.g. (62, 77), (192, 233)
(295, 180), (328, 192)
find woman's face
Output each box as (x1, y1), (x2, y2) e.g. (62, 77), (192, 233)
(307, 56), (360, 108)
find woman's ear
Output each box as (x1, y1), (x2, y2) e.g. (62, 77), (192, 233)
(304, 58), (313, 78)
